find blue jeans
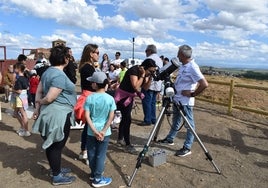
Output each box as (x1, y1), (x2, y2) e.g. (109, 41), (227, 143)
(166, 104), (195, 150)
(141, 89), (157, 124)
(87, 135), (110, 179)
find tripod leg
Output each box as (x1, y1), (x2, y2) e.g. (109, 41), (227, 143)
(127, 105), (168, 187)
(153, 97), (171, 141)
(175, 103), (221, 174)
(153, 106), (167, 142)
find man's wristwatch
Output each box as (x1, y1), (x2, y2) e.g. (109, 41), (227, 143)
(190, 92), (195, 97)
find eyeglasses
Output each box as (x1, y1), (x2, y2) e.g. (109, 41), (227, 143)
(93, 51), (100, 55)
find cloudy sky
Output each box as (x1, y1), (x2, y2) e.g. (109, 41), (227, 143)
(0, 0), (268, 69)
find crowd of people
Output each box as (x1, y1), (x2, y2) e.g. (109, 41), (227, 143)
(2, 43), (208, 187)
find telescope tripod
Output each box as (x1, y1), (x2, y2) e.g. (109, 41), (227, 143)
(127, 97), (221, 187)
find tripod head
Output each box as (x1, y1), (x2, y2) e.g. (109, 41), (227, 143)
(163, 80), (175, 98)
(152, 57), (180, 98)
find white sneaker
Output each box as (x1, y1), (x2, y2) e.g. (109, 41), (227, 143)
(92, 177), (112, 188)
(79, 152), (88, 160)
(24, 131), (31, 137)
(18, 130), (31, 137)
(16, 128), (24, 134)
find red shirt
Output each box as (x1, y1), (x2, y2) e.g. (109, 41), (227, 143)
(29, 76), (39, 94)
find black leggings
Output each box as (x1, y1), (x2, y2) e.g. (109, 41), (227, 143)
(117, 101), (133, 146)
(43, 112), (71, 176)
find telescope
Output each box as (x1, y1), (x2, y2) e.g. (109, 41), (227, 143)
(154, 57), (181, 81)
(151, 57), (181, 97)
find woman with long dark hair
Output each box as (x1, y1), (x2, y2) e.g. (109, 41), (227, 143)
(74, 44), (99, 162)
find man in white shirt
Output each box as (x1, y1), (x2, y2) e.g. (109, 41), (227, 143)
(158, 44), (208, 157)
(138, 44), (163, 126)
(111, 52), (122, 68)
(111, 51), (123, 77)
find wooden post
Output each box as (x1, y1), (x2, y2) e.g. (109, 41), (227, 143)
(228, 80), (234, 115)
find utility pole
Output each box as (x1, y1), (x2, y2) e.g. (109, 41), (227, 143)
(131, 37), (135, 66)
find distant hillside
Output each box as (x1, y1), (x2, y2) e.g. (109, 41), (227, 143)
(201, 66), (268, 80)
(240, 71), (268, 80)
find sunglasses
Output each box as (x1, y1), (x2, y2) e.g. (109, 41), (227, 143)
(93, 51), (100, 55)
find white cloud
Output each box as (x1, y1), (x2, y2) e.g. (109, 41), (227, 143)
(3, 0), (104, 29)
(117, 0), (183, 19)
(200, 0), (268, 34)
(204, 0), (267, 13)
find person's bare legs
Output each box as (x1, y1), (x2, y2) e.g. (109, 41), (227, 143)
(18, 107), (28, 131)
(13, 108), (24, 129)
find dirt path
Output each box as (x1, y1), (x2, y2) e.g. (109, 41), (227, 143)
(0, 99), (267, 188)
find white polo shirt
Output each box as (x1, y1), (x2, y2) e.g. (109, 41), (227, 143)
(173, 59), (204, 106)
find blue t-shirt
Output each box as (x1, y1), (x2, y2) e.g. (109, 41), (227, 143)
(41, 67), (77, 107)
(84, 92), (116, 136)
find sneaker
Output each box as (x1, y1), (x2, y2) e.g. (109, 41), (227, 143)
(92, 176), (112, 188)
(175, 146), (192, 157)
(52, 173), (76, 186)
(49, 167), (72, 177)
(23, 131), (31, 137)
(16, 128), (24, 134)
(18, 130), (31, 137)
(125, 145), (138, 154)
(116, 139), (125, 146)
(79, 151), (87, 159)
(158, 138), (174, 146)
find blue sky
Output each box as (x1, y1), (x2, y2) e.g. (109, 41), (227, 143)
(0, 0), (268, 70)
